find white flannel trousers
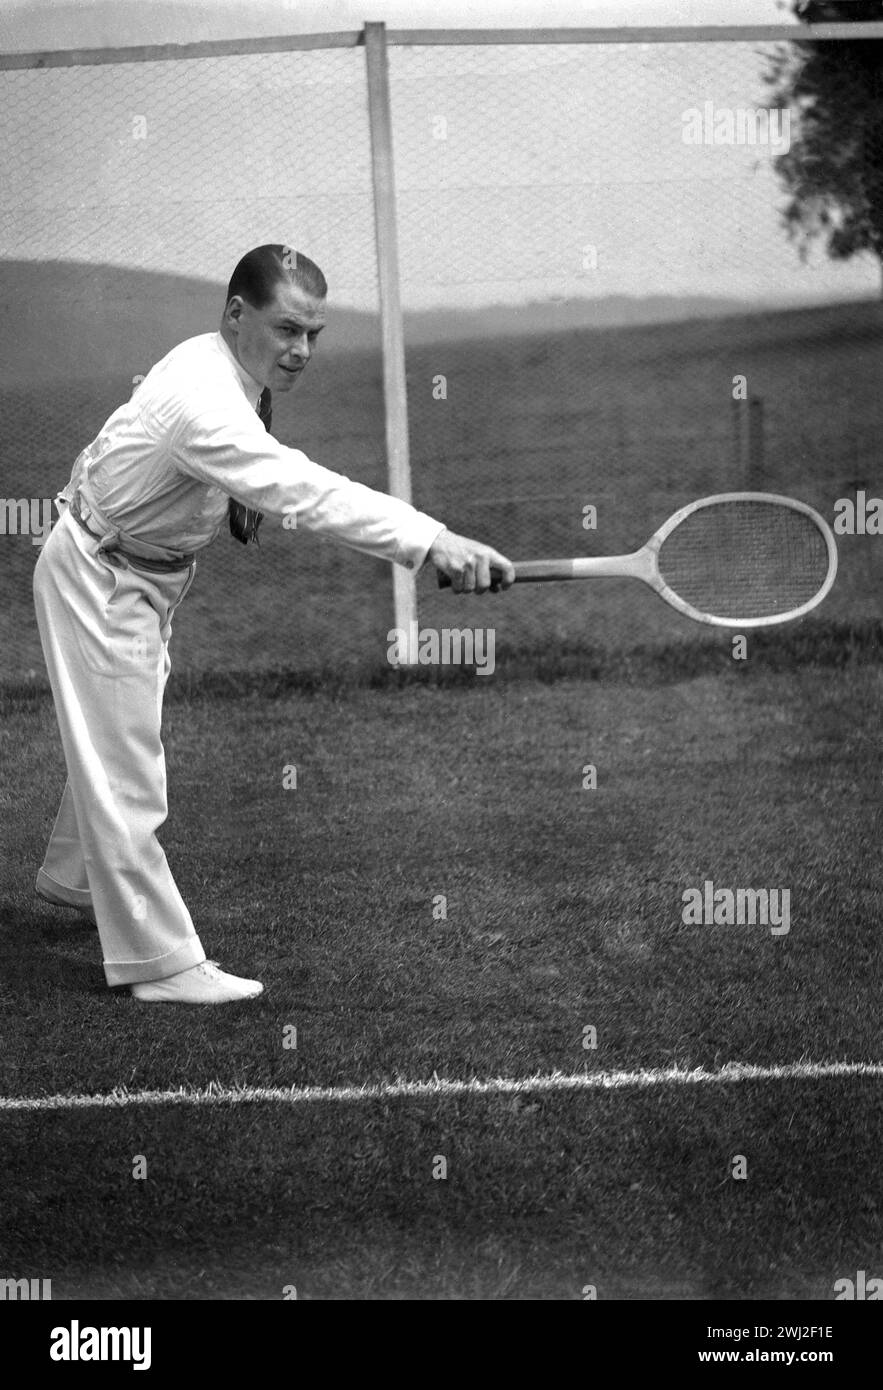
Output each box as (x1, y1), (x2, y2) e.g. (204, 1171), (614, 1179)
(33, 507), (207, 985)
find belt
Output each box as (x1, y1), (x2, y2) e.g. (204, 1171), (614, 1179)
(69, 493), (196, 574)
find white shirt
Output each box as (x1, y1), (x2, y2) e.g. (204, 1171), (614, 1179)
(61, 332), (445, 569)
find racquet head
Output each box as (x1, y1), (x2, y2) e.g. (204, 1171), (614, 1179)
(649, 493), (838, 627)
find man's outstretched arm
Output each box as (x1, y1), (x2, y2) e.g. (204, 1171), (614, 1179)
(173, 401), (514, 583)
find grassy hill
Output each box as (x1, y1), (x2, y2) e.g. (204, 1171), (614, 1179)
(1, 291), (881, 684)
(0, 258), (756, 387)
(0, 261), (376, 385)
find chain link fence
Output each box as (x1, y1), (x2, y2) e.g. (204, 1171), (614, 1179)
(392, 39), (883, 656)
(1, 29), (881, 681)
(0, 46), (387, 682)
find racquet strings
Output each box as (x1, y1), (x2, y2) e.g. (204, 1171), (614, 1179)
(657, 500), (831, 619)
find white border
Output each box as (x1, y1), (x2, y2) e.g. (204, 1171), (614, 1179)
(1, 1061), (880, 1112)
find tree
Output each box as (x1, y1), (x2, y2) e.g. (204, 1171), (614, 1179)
(765, 1), (883, 293)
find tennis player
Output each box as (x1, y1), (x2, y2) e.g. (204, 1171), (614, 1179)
(33, 244), (514, 1004)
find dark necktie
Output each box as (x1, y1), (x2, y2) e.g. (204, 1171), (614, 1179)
(229, 386), (272, 544)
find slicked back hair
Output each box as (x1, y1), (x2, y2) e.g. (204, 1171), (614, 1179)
(225, 245), (327, 311)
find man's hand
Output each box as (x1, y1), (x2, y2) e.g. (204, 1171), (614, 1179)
(427, 528), (515, 594)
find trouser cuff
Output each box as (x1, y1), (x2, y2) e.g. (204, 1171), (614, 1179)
(104, 937), (207, 987)
(36, 867), (94, 909)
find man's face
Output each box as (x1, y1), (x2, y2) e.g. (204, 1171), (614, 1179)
(224, 279), (326, 393)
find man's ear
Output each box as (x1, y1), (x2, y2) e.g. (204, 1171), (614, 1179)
(224, 295), (245, 332)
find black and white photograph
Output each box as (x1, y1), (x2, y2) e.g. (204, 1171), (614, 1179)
(0, 0), (880, 1343)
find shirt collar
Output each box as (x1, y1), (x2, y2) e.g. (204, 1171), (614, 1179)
(215, 331), (263, 409)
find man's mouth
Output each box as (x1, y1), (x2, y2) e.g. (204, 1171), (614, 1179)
(278, 363), (303, 376)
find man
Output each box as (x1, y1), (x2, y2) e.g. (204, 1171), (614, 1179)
(33, 244), (513, 1005)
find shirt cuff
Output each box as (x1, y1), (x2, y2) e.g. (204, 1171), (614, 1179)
(394, 514), (447, 573)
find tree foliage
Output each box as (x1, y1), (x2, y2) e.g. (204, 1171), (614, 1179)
(766, 1), (883, 286)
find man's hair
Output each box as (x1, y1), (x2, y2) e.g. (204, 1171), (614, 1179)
(225, 245), (327, 309)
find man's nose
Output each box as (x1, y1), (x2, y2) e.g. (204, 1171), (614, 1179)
(288, 333), (310, 361)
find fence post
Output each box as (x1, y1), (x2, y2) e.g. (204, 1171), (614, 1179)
(731, 396), (743, 477)
(748, 395), (765, 488)
(365, 20), (417, 656)
(731, 394), (765, 488)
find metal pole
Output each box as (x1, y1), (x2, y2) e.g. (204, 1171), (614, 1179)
(364, 19), (418, 653)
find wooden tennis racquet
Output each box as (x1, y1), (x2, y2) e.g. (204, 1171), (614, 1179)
(436, 492), (838, 628)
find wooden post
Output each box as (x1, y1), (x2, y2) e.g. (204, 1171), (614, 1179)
(731, 394), (765, 487)
(365, 20), (418, 654)
(731, 396), (744, 477)
(748, 395), (765, 488)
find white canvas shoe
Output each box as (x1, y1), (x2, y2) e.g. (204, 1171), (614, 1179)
(131, 961), (264, 1004)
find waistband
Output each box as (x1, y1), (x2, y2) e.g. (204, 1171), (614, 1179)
(69, 492), (196, 574)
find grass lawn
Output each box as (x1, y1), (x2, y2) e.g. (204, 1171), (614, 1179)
(0, 652), (880, 1299)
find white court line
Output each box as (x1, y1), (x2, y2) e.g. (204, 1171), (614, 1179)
(0, 1061), (881, 1113)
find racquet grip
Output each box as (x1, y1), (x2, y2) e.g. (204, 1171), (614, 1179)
(436, 560), (575, 587)
(437, 566), (504, 589)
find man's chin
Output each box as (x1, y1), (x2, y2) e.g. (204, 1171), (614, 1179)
(276, 366), (303, 388)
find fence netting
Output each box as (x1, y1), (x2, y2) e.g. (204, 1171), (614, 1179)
(392, 41), (882, 657)
(0, 49), (385, 682)
(1, 36), (880, 682)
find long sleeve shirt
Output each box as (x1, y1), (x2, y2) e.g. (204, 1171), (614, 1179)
(61, 331), (445, 569)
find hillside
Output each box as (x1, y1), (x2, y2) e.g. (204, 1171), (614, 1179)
(0, 258), (761, 385)
(1, 291), (881, 685)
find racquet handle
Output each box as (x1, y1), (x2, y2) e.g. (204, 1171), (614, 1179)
(436, 561), (564, 588)
(436, 556), (617, 589)
(436, 547), (656, 586)
(436, 565), (516, 588)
